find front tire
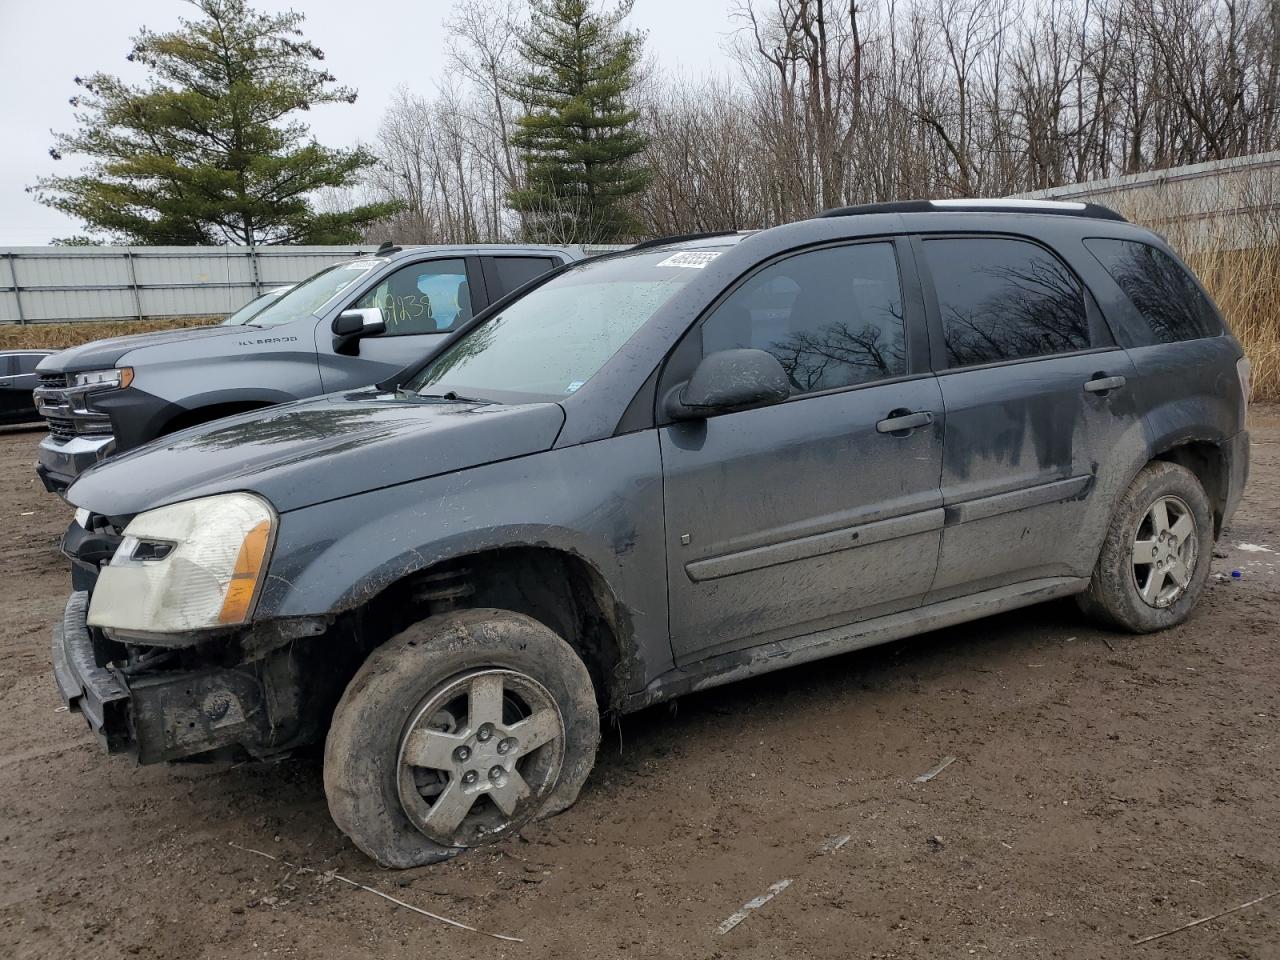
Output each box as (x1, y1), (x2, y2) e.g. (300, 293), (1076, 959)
(1078, 461), (1213, 633)
(323, 609), (600, 868)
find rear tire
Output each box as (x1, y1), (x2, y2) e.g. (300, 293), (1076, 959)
(1077, 461), (1213, 633)
(323, 609), (600, 868)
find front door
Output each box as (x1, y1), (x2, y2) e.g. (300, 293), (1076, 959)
(915, 235), (1143, 601)
(316, 256), (480, 392)
(659, 239), (946, 664)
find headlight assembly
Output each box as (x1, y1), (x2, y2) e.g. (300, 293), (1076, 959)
(87, 492), (276, 637)
(71, 367), (133, 390)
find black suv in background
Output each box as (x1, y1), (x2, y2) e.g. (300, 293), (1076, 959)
(53, 200), (1248, 867)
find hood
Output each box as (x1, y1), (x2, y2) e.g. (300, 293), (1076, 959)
(38, 325), (246, 373)
(66, 390), (567, 515)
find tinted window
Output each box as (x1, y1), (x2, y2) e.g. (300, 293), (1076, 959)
(698, 243), (907, 394)
(15, 354), (44, 374)
(1084, 238), (1221, 343)
(354, 258), (472, 335)
(924, 237), (1089, 367)
(492, 257), (556, 297)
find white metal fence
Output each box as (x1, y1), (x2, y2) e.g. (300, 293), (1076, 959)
(0, 244), (618, 325)
(1014, 150), (1280, 251)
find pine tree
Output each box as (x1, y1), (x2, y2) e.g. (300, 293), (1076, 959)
(30, 0), (398, 245)
(508, 0), (651, 243)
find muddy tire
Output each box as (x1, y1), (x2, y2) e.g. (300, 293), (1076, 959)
(323, 609), (600, 868)
(1077, 461), (1214, 633)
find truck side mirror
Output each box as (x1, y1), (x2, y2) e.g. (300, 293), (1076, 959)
(332, 307), (385, 353)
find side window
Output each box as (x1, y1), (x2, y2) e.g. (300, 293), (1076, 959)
(492, 257), (557, 298)
(1084, 238), (1222, 344)
(16, 354), (43, 374)
(923, 237), (1089, 367)
(352, 258), (472, 335)
(698, 242), (907, 395)
(0, 356), (15, 377)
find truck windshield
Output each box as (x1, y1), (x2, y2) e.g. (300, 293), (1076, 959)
(406, 250), (714, 400)
(247, 259), (384, 328)
(221, 287), (290, 325)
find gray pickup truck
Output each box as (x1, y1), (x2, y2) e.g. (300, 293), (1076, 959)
(34, 244), (582, 493)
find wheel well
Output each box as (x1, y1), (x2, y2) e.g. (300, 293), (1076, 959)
(162, 401), (272, 435)
(1153, 441), (1228, 537)
(356, 547), (632, 715)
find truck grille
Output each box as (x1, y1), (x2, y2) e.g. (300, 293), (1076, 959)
(46, 417), (78, 443)
(38, 372), (67, 389)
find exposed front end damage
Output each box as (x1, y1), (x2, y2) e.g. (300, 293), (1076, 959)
(54, 517), (363, 764)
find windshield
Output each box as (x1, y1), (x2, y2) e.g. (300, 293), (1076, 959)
(247, 259), (384, 328)
(406, 250), (716, 400)
(221, 288), (289, 325)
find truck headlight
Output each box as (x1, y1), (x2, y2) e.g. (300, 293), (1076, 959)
(87, 492), (276, 636)
(71, 367), (133, 390)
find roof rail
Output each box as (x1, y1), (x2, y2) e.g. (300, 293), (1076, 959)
(630, 230), (739, 251)
(816, 198), (1127, 222)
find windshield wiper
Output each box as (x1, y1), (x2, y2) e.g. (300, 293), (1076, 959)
(401, 388), (494, 404)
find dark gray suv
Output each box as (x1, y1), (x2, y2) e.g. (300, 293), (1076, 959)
(52, 200), (1249, 867)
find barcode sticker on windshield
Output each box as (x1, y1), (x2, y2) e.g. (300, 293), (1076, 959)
(656, 251), (721, 269)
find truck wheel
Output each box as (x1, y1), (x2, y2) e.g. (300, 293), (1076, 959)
(323, 609), (600, 868)
(1077, 461), (1213, 633)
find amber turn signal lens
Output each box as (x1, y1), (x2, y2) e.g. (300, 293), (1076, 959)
(218, 519), (272, 624)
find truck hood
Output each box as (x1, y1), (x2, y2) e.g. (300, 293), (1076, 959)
(38, 325), (245, 373)
(66, 390), (567, 515)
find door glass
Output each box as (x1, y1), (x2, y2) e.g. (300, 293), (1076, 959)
(16, 354), (43, 374)
(353, 258), (473, 335)
(1084, 238), (1222, 344)
(924, 237), (1089, 367)
(697, 242), (907, 394)
(492, 257), (556, 297)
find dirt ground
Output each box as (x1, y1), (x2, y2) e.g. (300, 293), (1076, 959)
(1, 411), (1278, 960)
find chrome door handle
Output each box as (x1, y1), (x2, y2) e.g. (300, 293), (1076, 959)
(1084, 375), (1126, 394)
(876, 410), (934, 435)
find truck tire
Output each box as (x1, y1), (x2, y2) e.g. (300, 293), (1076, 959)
(323, 608), (600, 868)
(1077, 461), (1214, 633)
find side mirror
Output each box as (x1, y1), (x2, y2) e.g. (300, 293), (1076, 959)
(332, 307), (385, 337)
(331, 307), (385, 353)
(666, 348), (790, 420)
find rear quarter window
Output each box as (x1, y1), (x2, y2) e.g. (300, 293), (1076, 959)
(1084, 238), (1223, 344)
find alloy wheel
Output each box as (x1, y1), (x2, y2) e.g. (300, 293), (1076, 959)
(396, 669), (565, 848)
(1131, 494), (1198, 608)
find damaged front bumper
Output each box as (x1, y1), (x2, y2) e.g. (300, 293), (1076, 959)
(52, 590), (278, 763)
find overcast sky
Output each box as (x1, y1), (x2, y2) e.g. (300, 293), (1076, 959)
(0, 0), (739, 246)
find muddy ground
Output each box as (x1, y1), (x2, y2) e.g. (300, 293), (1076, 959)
(1, 411), (1278, 960)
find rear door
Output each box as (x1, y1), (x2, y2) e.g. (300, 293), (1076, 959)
(659, 238), (946, 664)
(316, 256), (484, 391)
(481, 254), (561, 301)
(916, 234), (1142, 602)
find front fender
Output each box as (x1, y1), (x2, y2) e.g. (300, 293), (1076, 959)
(255, 431), (671, 694)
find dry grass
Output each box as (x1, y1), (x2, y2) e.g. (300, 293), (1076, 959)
(0, 316), (220, 352)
